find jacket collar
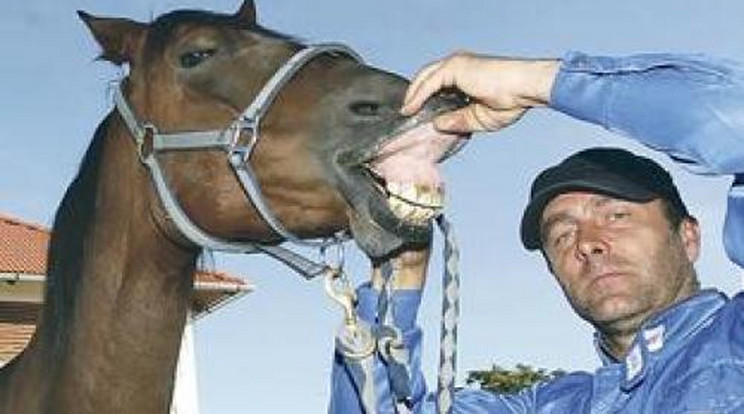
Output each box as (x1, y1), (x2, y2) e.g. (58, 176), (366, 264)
(593, 289), (727, 391)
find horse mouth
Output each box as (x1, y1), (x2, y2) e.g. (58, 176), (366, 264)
(364, 119), (461, 225)
(368, 174), (445, 226)
(335, 110), (467, 258)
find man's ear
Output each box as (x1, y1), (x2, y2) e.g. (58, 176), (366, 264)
(678, 216), (701, 263)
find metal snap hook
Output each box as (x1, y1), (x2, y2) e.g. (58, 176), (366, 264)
(324, 268), (357, 327)
(326, 268), (376, 360)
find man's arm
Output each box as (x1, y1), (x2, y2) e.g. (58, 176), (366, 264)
(328, 250), (539, 413)
(400, 52), (558, 133)
(403, 51), (744, 267)
(549, 52), (744, 266)
(328, 284), (545, 413)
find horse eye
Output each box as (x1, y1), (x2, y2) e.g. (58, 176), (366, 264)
(179, 49), (217, 68)
(349, 101), (381, 117)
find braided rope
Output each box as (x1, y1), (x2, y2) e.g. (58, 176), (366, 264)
(378, 261), (414, 410)
(333, 215), (461, 414)
(436, 215), (460, 414)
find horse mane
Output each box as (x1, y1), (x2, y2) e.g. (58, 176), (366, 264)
(39, 115), (111, 348)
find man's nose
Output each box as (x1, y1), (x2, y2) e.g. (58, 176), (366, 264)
(575, 223), (609, 260)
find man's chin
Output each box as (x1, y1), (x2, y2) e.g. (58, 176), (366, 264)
(587, 297), (650, 331)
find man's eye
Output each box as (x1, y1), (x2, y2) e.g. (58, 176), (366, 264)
(550, 231), (574, 250)
(179, 49), (217, 68)
(608, 210), (630, 222)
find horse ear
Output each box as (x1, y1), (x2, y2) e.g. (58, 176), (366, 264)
(77, 11), (146, 65)
(235, 0), (257, 23)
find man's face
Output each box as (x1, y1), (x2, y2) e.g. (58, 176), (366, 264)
(540, 192), (700, 335)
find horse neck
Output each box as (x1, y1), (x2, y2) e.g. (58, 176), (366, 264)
(23, 116), (198, 413)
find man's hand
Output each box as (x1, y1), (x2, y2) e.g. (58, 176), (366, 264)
(401, 52), (560, 134)
(371, 245), (431, 290)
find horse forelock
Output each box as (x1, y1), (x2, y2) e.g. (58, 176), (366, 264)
(141, 9), (303, 63)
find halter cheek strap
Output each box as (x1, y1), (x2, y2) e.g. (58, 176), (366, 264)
(113, 43), (362, 279)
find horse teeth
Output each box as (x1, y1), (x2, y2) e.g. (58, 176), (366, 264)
(400, 203), (417, 221)
(422, 190), (435, 208)
(387, 181), (401, 198)
(389, 197), (405, 218)
(414, 184), (424, 203)
(401, 183), (416, 202)
(433, 190), (444, 207)
(384, 182), (447, 225)
(412, 206), (430, 222)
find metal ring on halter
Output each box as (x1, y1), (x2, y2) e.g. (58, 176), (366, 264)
(321, 241), (346, 271)
(138, 123), (158, 162)
(232, 120), (260, 162)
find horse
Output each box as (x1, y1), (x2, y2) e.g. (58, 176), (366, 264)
(0, 1), (464, 412)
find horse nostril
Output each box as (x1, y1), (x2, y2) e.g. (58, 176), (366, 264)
(435, 87), (469, 108)
(349, 101), (382, 117)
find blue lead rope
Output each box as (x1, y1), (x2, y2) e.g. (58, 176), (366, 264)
(333, 214), (460, 414)
(378, 261), (414, 412)
(435, 215), (460, 414)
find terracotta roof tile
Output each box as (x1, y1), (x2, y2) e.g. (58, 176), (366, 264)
(0, 215), (49, 275)
(0, 214), (254, 365)
(194, 270), (245, 286)
(0, 213), (250, 288)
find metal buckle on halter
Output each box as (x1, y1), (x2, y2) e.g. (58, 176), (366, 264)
(228, 146), (250, 167)
(227, 116), (260, 164)
(137, 123), (158, 163)
(235, 115), (257, 132)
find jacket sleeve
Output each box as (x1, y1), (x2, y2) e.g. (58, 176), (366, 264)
(327, 283), (536, 414)
(550, 52), (744, 267)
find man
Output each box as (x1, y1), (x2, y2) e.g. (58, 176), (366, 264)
(329, 52), (744, 413)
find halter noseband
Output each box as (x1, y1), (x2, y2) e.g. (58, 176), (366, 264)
(113, 43), (362, 279)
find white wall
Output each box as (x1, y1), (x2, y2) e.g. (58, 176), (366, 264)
(171, 314), (200, 414)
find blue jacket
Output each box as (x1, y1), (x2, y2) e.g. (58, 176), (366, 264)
(329, 52), (744, 413)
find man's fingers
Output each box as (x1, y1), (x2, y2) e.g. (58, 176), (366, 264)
(432, 106), (487, 134)
(401, 59), (450, 115)
(404, 59), (444, 105)
(433, 105), (527, 134)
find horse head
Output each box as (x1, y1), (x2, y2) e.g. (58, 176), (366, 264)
(79, 0), (466, 260)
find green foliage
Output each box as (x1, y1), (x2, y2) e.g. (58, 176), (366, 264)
(466, 364), (566, 394)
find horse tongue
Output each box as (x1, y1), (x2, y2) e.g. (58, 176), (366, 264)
(370, 123), (465, 188)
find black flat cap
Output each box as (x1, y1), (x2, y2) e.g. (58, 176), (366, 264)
(520, 147), (689, 250)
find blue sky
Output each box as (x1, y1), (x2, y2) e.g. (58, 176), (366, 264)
(1, 0), (743, 413)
